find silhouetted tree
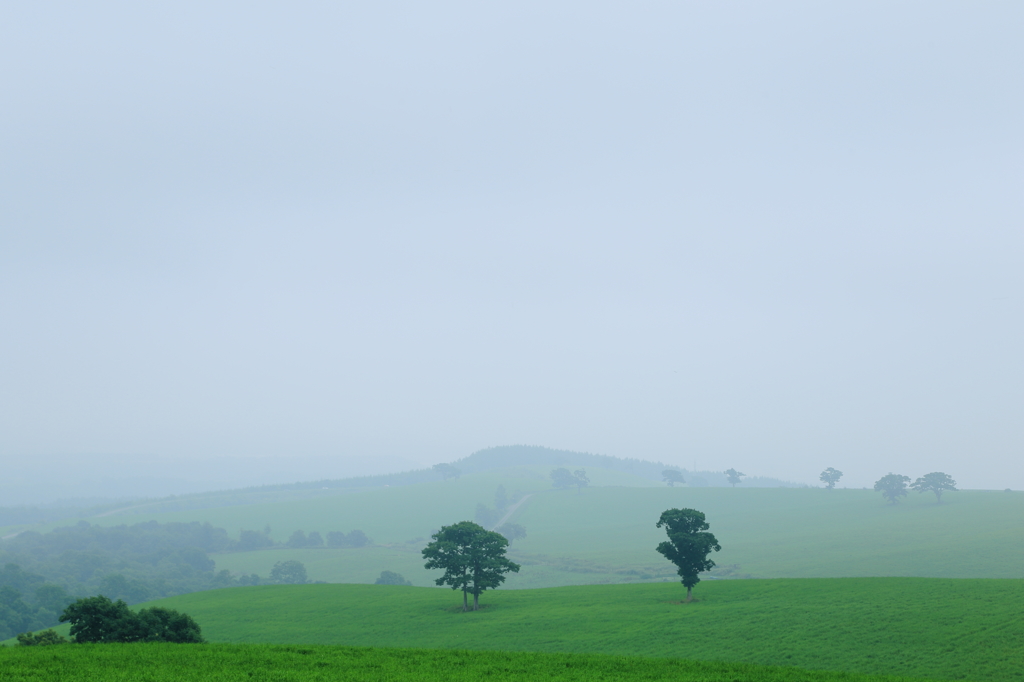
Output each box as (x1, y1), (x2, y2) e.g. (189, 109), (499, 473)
(550, 468), (575, 490)
(307, 531), (324, 547)
(911, 472), (957, 503)
(662, 470), (686, 487)
(819, 467), (843, 490)
(287, 530), (308, 548)
(874, 473), (911, 504)
(724, 469), (744, 487)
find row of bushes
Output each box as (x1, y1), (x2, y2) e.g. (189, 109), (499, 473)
(16, 595), (203, 645)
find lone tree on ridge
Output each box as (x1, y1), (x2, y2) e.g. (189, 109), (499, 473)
(662, 470), (686, 487)
(550, 468), (575, 490)
(655, 508), (721, 602)
(572, 469), (590, 494)
(911, 472), (957, 503)
(874, 473), (911, 505)
(724, 468), (744, 488)
(819, 467), (843, 490)
(422, 521), (520, 611)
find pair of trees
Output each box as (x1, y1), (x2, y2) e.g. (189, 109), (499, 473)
(551, 468), (589, 493)
(56, 595), (204, 643)
(422, 521), (520, 611)
(874, 472), (958, 504)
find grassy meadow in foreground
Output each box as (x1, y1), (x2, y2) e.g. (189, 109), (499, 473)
(19, 578), (1015, 682)
(0, 643), (941, 682)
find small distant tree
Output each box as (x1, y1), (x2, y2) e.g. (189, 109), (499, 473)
(238, 529), (273, 550)
(819, 467), (843, 490)
(494, 485), (509, 512)
(573, 469), (590, 494)
(374, 570), (412, 586)
(347, 530), (371, 548)
(655, 508), (721, 602)
(287, 530), (308, 548)
(16, 629), (67, 646)
(724, 468), (744, 487)
(269, 560), (308, 584)
(550, 468), (575, 490)
(497, 523), (526, 544)
(911, 472), (958, 503)
(662, 469), (686, 487)
(422, 521), (520, 611)
(433, 463), (461, 481)
(475, 503), (501, 528)
(874, 473), (911, 505)
(307, 531), (324, 547)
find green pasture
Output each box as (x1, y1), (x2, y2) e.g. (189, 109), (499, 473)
(16, 578), (1018, 682)
(207, 486), (1023, 585)
(43, 471), (1024, 586)
(0, 643), (939, 682)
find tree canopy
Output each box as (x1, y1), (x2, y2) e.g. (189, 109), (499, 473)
(724, 468), (744, 487)
(819, 467), (843, 490)
(422, 521), (520, 611)
(269, 560), (308, 585)
(655, 508), (721, 601)
(432, 463), (461, 481)
(662, 470), (686, 487)
(874, 473), (911, 504)
(911, 472), (957, 503)
(58, 595), (204, 643)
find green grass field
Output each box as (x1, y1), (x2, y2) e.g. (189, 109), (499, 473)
(195, 484), (1024, 586)
(25, 468), (1024, 587)
(14, 578), (1018, 681)
(0, 643), (942, 682)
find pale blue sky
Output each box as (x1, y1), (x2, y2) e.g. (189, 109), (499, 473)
(2, 2), (1022, 501)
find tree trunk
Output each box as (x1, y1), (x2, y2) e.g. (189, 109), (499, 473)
(473, 591), (479, 610)
(686, 586), (693, 602)
(462, 588), (468, 612)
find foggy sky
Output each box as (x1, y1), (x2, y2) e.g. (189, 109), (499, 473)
(2, 1), (1022, 502)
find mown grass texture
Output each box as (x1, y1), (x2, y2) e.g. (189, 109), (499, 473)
(12, 578), (1019, 681)
(0, 643), (940, 682)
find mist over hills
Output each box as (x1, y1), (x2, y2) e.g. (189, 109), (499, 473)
(1, 445), (804, 524)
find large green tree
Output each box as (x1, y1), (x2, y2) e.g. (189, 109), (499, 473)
(911, 472), (957, 503)
(874, 473), (911, 504)
(655, 508), (721, 601)
(422, 521), (520, 611)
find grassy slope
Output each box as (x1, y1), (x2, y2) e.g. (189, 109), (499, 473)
(208, 486), (1022, 586)
(45, 472), (1024, 585)
(0, 644), (937, 682)
(40, 578), (1020, 682)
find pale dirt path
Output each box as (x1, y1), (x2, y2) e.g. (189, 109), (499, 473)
(490, 493), (534, 531)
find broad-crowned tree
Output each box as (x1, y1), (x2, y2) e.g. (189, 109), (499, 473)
(724, 468), (744, 487)
(550, 468), (575, 490)
(655, 508), (721, 601)
(662, 470), (686, 487)
(874, 473), (911, 505)
(911, 472), (957, 503)
(422, 521), (520, 611)
(819, 468), (843, 490)
(269, 560), (308, 584)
